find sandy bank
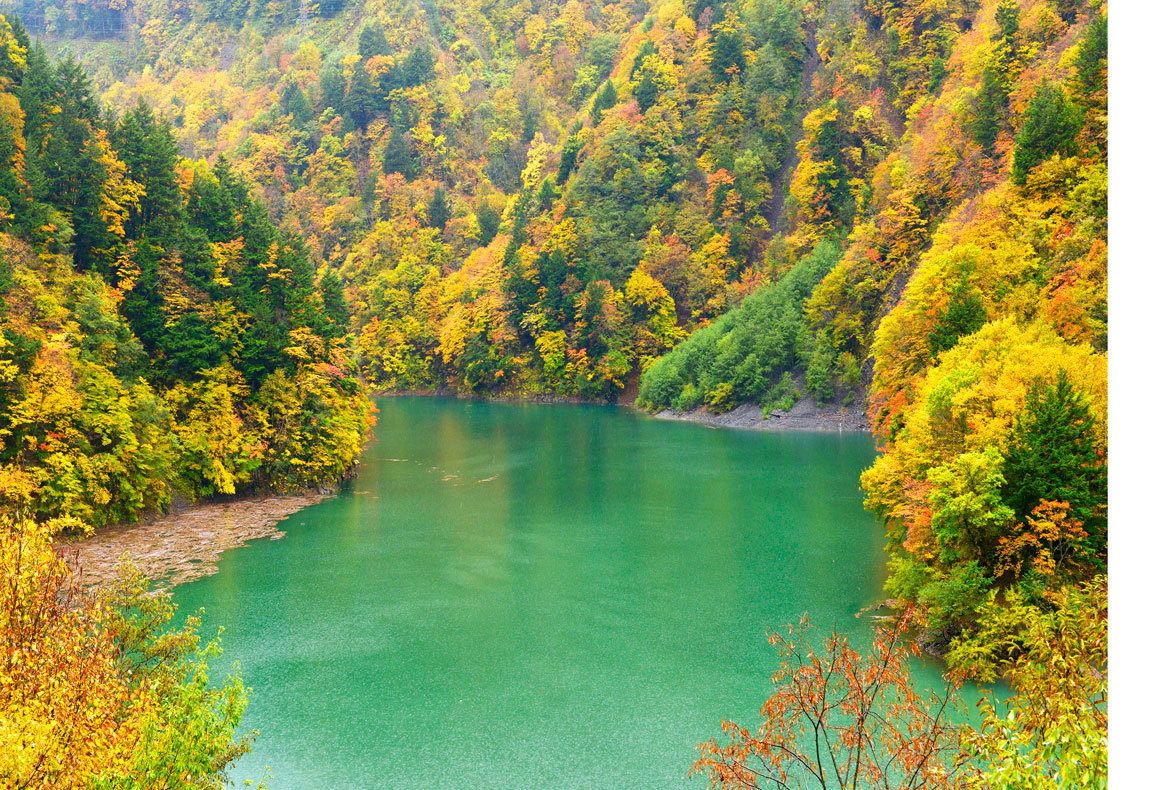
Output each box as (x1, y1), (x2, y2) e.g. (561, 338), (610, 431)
(58, 492), (333, 591)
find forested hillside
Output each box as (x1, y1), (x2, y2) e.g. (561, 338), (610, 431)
(0, 16), (373, 783)
(17, 0), (1106, 653)
(0, 0), (1108, 785)
(0, 20), (372, 526)
(16, 0), (816, 398)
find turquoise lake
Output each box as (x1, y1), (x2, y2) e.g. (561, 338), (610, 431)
(173, 396), (953, 788)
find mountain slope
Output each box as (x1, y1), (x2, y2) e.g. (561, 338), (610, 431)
(10, 0), (1110, 656)
(0, 20), (373, 528)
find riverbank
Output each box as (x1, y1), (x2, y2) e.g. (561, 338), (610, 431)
(654, 397), (871, 433)
(57, 492), (334, 590)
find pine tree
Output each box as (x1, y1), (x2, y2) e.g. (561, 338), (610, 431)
(1012, 83), (1083, 185)
(521, 103), (538, 142)
(401, 45), (435, 87)
(343, 66), (376, 129)
(7, 12), (30, 52)
(476, 203), (500, 245)
(590, 80), (617, 125)
(1072, 15), (1107, 105)
(536, 178), (556, 212)
(18, 43), (55, 140)
(970, 65), (1006, 151)
(968, 0), (1022, 152)
(318, 269), (350, 338)
(382, 127), (417, 178)
(357, 23), (390, 61)
(282, 82), (312, 125)
(140, 105), (182, 235)
(121, 242), (166, 358)
(1002, 371), (1107, 556)
(319, 63), (346, 112)
(556, 133), (583, 183)
(710, 13), (747, 83)
(633, 68), (659, 112)
(928, 276), (987, 358)
(187, 159), (243, 242)
(428, 186), (451, 230)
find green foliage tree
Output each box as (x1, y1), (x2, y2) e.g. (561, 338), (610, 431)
(282, 81), (312, 125)
(1002, 371), (1106, 557)
(968, 0), (1022, 152)
(357, 22), (390, 60)
(476, 202), (500, 244)
(382, 127), (416, 178)
(590, 80), (617, 125)
(632, 64), (660, 111)
(805, 332), (836, 403)
(928, 274), (987, 358)
(557, 132), (583, 183)
(97, 564), (255, 788)
(318, 269), (349, 338)
(710, 12), (748, 83)
(954, 579), (1107, 789)
(1012, 83), (1083, 185)
(428, 185), (451, 230)
(343, 66), (376, 129)
(112, 99), (182, 237)
(401, 44), (435, 87)
(318, 62), (346, 112)
(1072, 15), (1107, 103)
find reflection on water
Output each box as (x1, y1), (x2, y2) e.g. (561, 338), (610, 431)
(175, 397), (905, 789)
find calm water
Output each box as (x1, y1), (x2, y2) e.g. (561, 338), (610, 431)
(174, 397), (915, 788)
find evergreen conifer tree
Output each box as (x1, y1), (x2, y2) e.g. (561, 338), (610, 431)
(1012, 83), (1083, 184)
(428, 186), (451, 230)
(1002, 371), (1107, 557)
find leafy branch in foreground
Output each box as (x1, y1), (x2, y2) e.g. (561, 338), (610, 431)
(1, 467), (259, 789)
(953, 578), (1107, 790)
(692, 610), (965, 790)
(695, 576), (1110, 790)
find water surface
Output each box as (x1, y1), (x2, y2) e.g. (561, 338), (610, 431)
(176, 397), (900, 788)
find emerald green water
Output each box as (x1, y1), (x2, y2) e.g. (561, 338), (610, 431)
(174, 397), (907, 788)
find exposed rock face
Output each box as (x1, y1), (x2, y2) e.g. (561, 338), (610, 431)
(57, 493), (333, 591)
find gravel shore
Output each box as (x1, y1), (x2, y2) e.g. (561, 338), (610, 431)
(58, 492), (333, 590)
(654, 397), (871, 433)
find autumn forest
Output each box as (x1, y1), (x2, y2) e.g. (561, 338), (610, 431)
(0, 0), (1108, 787)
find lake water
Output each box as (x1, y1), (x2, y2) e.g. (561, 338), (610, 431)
(174, 397), (936, 788)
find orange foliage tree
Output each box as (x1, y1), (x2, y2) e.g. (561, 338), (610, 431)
(692, 610), (965, 790)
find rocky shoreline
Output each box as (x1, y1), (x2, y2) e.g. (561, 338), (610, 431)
(58, 492), (334, 591)
(654, 397), (871, 433)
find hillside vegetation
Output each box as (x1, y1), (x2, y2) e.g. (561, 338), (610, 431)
(11, 0), (1108, 690)
(0, 0), (1108, 785)
(0, 16), (373, 783)
(0, 30), (373, 525)
(22, 0), (1107, 648)
(22, 0), (818, 398)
